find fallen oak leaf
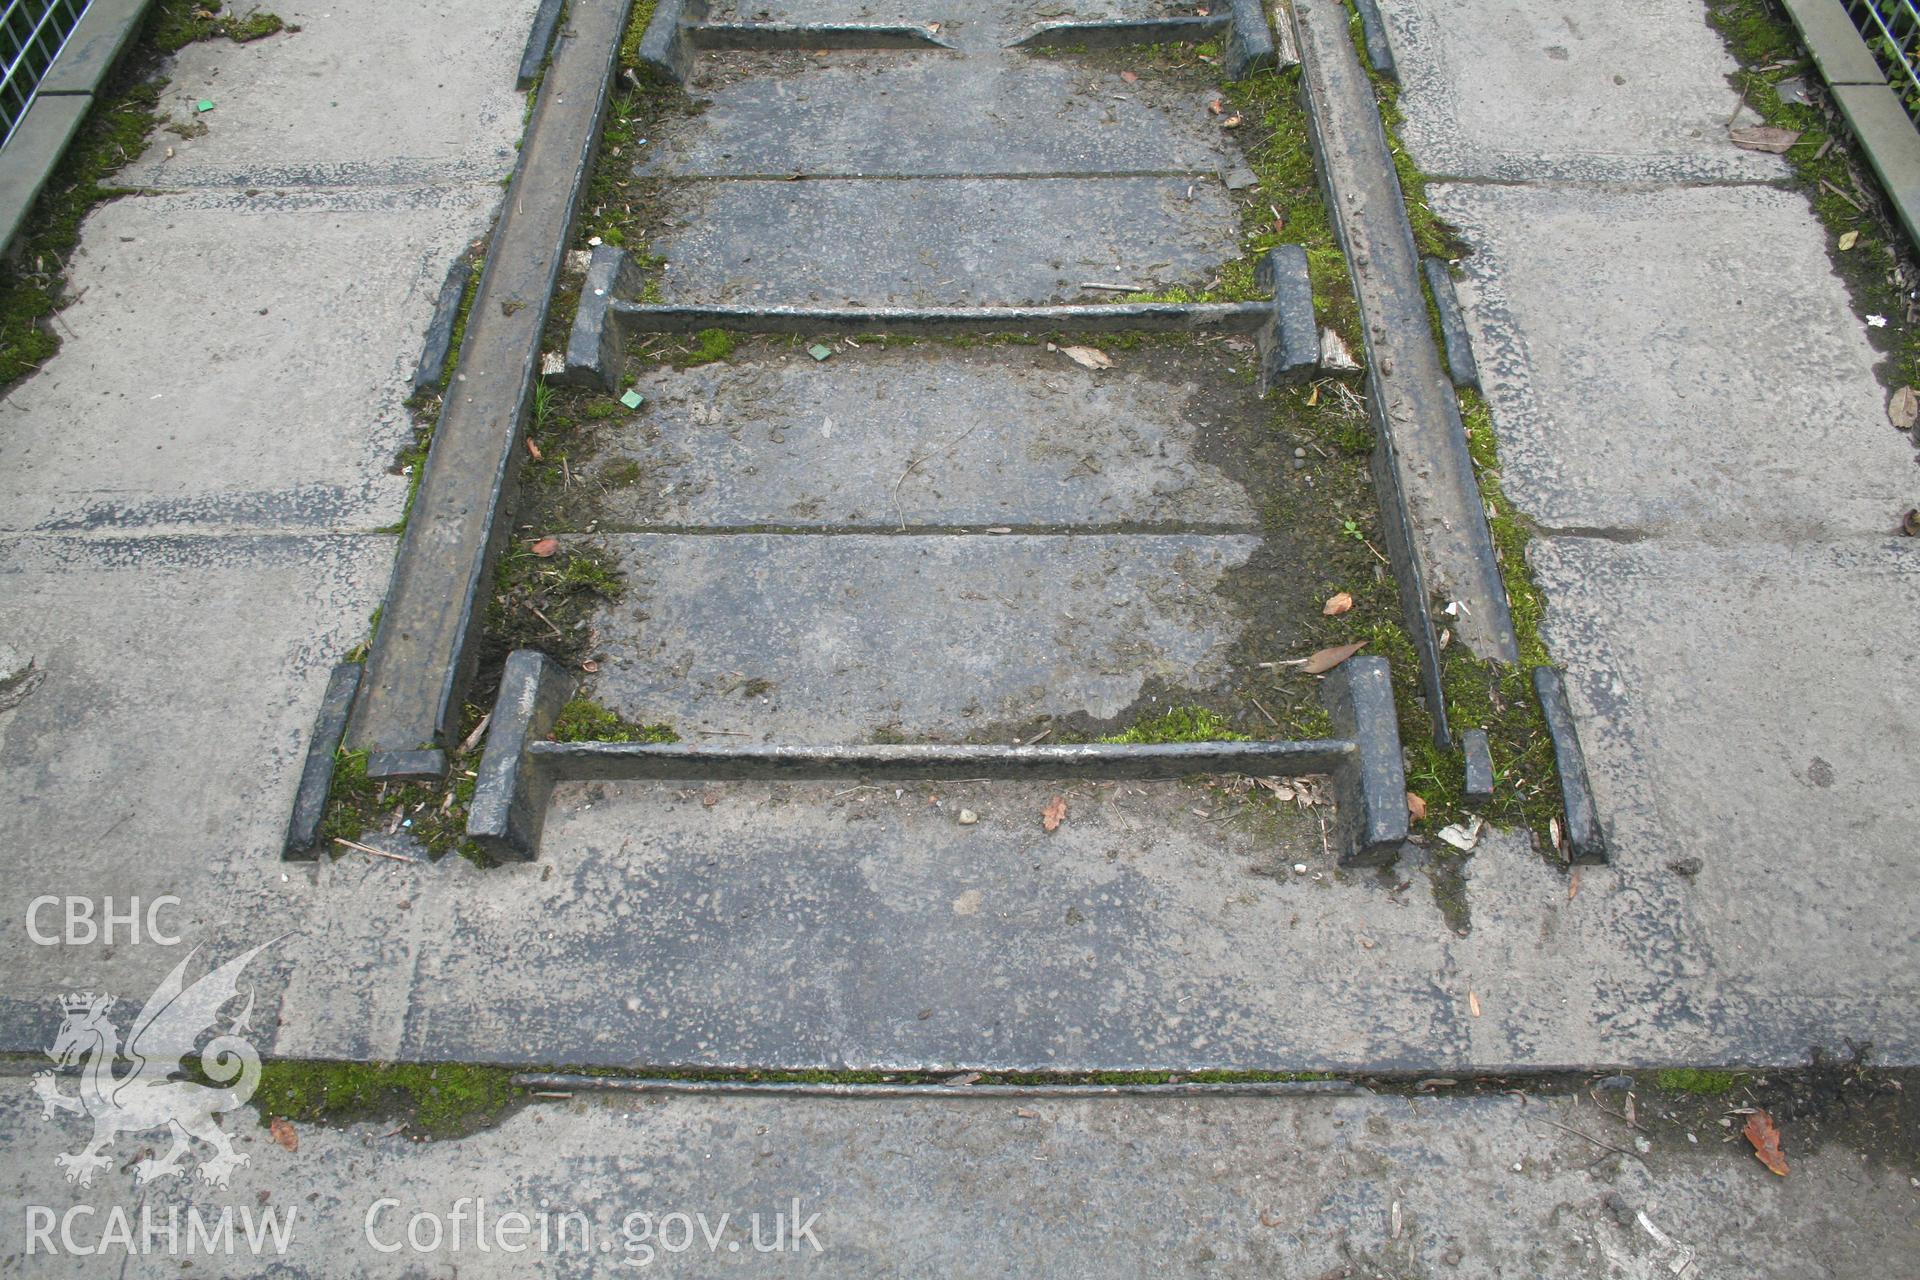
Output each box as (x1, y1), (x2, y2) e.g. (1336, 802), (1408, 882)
(1729, 125), (1800, 154)
(1120, 70), (1138, 83)
(1323, 591), (1354, 616)
(1889, 385), (1918, 431)
(1058, 344), (1114, 370)
(1744, 1108), (1788, 1176)
(1302, 640), (1366, 674)
(530, 536), (560, 558)
(1042, 794), (1068, 832)
(1406, 791), (1427, 821)
(269, 1117), (298, 1153)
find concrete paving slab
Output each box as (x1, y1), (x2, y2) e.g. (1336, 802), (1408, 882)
(1434, 182), (1913, 540)
(1528, 535), (1920, 1006)
(651, 176), (1238, 306)
(273, 776), (1474, 1068)
(653, 50), (1231, 176)
(1384, 0), (1787, 182)
(584, 532), (1262, 741)
(597, 340), (1267, 528)
(117, 0), (536, 190)
(0, 532), (391, 1050)
(5, 1081), (1914, 1276)
(0, 190), (499, 534)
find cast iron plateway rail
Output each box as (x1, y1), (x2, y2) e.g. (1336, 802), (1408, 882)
(289, 0), (1606, 865)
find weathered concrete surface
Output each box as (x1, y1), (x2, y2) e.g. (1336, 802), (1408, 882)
(1436, 182), (1912, 540)
(0, 534), (390, 1050)
(0, 190), (498, 534)
(654, 51), (1230, 176)
(1384, 0), (1786, 182)
(1530, 536), (1920, 998)
(118, 0), (533, 190)
(597, 341), (1266, 529)
(5, 1083), (1915, 1276)
(586, 533), (1261, 741)
(652, 176), (1238, 306)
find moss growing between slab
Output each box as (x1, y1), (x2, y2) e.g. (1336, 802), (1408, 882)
(318, 742), (487, 864)
(1705, 0), (1920, 394)
(677, 327), (737, 367)
(1101, 706), (1252, 744)
(254, 1061), (518, 1138)
(551, 698), (678, 744)
(1655, 1068), (1743, 1096)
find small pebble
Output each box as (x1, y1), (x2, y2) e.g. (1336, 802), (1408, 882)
(1293, 863), (1308, 875)
(1293, 447), (1307, 459)
(1291, 458), (1306, 470)
(958, 809), (978, 825)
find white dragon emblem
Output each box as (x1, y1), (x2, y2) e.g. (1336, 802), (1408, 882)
(32, 942), (272, 1188)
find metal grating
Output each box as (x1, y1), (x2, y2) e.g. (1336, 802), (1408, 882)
(1847, 0), (1920, 116)
(0, 0), (90, 147)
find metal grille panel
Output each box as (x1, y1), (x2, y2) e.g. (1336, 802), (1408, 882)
(1847, 0), (1920, 116)
(0, 0), (91, 147)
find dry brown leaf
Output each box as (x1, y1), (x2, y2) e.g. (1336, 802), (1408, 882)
(1059, 345), (1114, 370)
(1222, 113), (1243, 128)
(1042, 794), (1068, 832)
(1889, 386), (1918, 431)
(1838, 229), (1860, 251)
(1323, 591), (1355, 616)
(1208, 97), (1224, 115)
(531, 536), (560, 558)
(1729, 125), (1800, 154)
(525, 437), (543, 461)
(1406, 791), (1427, 821)
(1302, 640), (1366, 675)
(269, 1116), (298, 1153)
(1468, 990), (1481, 1018)
(1568, 868), (1580, 901)
(1120, 70), (1139, 83)
(1744, 1108), (1789, 1176)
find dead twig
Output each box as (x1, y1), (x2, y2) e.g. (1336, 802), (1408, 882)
(331, 837), (417, 865)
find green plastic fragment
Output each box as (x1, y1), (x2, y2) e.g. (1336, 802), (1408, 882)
(620, 389), (644, 409)
(196, 100), (215, 114)
(808, 344), (832, 361)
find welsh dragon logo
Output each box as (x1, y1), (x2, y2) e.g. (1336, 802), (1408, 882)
(32, 942), (273, 1188)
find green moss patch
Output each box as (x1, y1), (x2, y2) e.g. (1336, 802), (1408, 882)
(1101, 706), (1252, 744)
(319, 739), (487, 864)
(1655, 1067), (1744, 1096)
(551, 698), (677, 743)
(254, 1060), (518, 1138)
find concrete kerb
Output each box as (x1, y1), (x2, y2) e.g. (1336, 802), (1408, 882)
(281, 664), (362, 859)
(1350, 0), (1396, 79)
(411, 252), (475, 395)
(1289, 0), (1519, 752)
(467, 649), (576, 861)
(692, 22), (955, 51)
(342, 0), (635, 782)
(1531, 666), (1607, 864)
(517, 0), (567, 89)
(467, 650), (1408, 864)
(635, 0), (710, 85)
(1422, 256), (1479, 390)
(1224, 0), (1279, 80)
(1008, 17), (1232, 52)
(559, 243), (642, 392)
